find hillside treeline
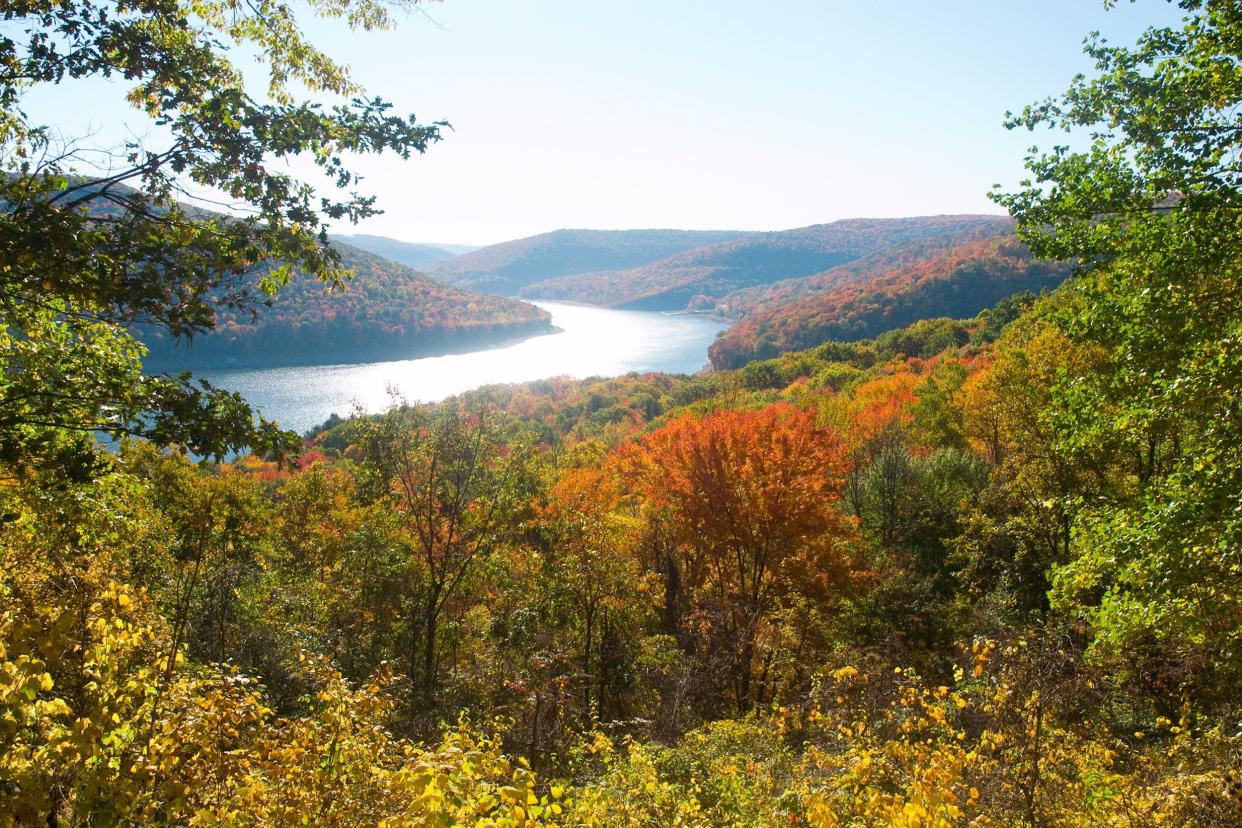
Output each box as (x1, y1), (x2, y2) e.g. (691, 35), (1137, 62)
(139, 243), (554, 369)
(430, 229), (750, 296)
(708, 236), (1072, 368)
(517, 216), (1014, 311)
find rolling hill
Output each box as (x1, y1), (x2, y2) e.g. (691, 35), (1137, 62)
(518, 215), (1015, 310)
(427, 229), (750, 295)
(139, 241), (554, 370)
(707, 235), (1071, 368)
(709, 222), (1018, 319)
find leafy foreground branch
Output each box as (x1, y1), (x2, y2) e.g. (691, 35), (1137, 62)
(1, 0), (443, 470)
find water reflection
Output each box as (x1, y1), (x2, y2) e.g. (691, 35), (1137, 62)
(196, 302), (728, 434)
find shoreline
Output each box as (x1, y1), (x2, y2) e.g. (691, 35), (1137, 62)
(141, 320), (561, 374)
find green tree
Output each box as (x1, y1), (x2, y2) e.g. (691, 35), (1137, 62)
(993, 0), (1242, 690)
(353, 397), (542, 698)
(1, 0), (442, 469)
(537, 462), (654, 728)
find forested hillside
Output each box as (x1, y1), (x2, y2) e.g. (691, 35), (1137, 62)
(10, 286), (1239, 823)
(429, 228), (749, 295)
(139, 241), (554, 369)
(520, 215), (1013, 310)
(713, 220), (1020, 318)
(708, 235), (1072, 368)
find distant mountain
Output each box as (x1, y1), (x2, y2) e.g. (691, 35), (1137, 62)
(139, 240), (554, 370)
(328, 234), (477, 270)
(430, 242), (483, 256)
(428, 229), (751, 295)
(707, 235), (1070, 369)
(519, 216), (1015, 311)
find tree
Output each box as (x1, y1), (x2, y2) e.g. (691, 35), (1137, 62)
(1, 0), (442, 468)
(537, 462), (654, 727)
(353, 398), (541, 697)
(627, 403), (856, 713)
(992, 0), (1242, 689)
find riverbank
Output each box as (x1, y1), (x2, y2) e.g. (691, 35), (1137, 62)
(141, 319), (559, 372)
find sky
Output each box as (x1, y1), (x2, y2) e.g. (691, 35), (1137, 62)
(19, 1), (1185, 245)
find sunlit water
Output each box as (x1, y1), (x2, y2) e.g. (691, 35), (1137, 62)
(195, 302), (729, 434)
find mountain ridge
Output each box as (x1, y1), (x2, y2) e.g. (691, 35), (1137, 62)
(428, 228), (753, 295)
(707, 234), (1070, 368)
(519, 215), (1015, 311)
(328, 234), (480, 270)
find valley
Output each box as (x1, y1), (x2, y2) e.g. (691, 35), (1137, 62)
(6, 1), (1235, 824)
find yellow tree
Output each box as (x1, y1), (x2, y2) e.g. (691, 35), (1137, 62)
(952, 323), (1111, 613)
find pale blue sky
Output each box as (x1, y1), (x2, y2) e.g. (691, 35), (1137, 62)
(20, 1), (1184, 244)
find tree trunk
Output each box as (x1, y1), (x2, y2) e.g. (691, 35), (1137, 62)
(735, 619), (755, 714)
(582, 601), (595, 718)
(418, 588), (441, 694)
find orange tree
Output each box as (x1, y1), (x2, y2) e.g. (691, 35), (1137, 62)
(536, 462), (655, 726)
(625, 403), (857, 713)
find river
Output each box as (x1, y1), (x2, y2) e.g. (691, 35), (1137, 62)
(195, 301), (729, 434)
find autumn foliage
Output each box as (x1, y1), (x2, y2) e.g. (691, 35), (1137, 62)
(623, 404), (858, 712)
(6, 0), (1242, 821)
(521, 216), (1014, 311)
(631, 405), (851, 564)
(709, 236), (1071, 368)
